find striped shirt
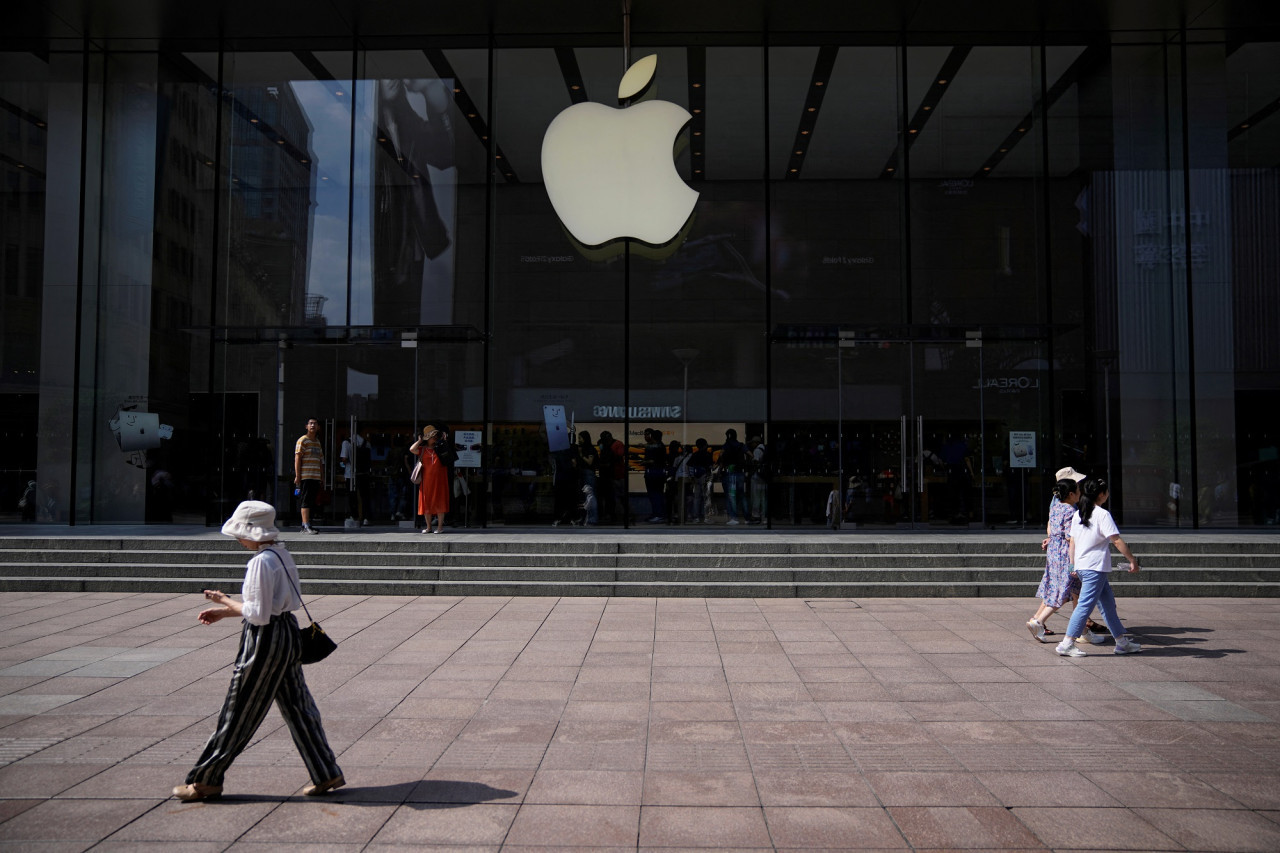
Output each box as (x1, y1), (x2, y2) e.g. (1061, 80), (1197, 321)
(295, 435), (323, 480)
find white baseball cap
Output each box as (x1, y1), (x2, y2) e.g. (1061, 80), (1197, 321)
(1054, 466), (1086, 482)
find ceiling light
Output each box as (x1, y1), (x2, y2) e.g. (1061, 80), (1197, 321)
(1017, 127), (1026, 132)
(789, 168), (798, 172)
(814, 81), (824, 86)
(276, 139), (284, 144)
(412, 173), (420, 178)
(800, 130), (809, 135)
(694, 169), (701, 174)
(335, 91), (343, 96)
(693, 108), (702, 114)
(983, 166), (991, 171)
(495, 154), (503, 159)
(692, 82), (702, 88)
(250, 118), (259, 123)
(378, 137), (386, 142)
(693, 131), (702, 136)
(453, 87), (461, 93)
(806, 107), (816, 112)
(999, 148), (1007, 152)
(908, 128), (918, 134)
(300, 159), (308, 164)
(937, 79), (947, 84)
(205, 160), (213, 166)
(795, 150), (803, 155)
(1241, 123), (1249, 129)
(886, 167), (894, 172)
(468, 113), (477, 118)
(570, 84), (580, 90)
(923, 105), (932, 110)
(693, 151), (701, 156)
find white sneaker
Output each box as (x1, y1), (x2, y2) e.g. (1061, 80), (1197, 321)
(1114, 636), (1143, 655)
(1027, 619), (1047, 642)
(1081, 629), (1107, 645)
(727, 518), (740, 525)
(1056, 640), (1086, 657)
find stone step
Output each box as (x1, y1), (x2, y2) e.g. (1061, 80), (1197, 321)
(13, 549), (1278, 569)
(1, 575), (1275, 598)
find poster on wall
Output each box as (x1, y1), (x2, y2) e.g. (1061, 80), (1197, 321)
(454, 429), (482, 468)
(1009, 431), (1037, 469)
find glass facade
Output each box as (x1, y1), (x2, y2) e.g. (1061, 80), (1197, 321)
(3, 11), (1278, 529)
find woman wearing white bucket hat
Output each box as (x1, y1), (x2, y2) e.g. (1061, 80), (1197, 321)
(172, 500), (343, 801)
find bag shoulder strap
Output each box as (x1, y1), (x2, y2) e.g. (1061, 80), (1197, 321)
(261, 546), (315, 624)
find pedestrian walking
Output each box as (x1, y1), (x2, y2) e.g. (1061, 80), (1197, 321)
(1026, 475), (1095, 642)
(172, 500), (343, 801)
(1056, 478), (1143, 657)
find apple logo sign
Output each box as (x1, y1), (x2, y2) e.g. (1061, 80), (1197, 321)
(541, 54), (698, 247)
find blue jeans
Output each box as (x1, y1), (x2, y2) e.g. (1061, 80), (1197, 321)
(1066, 570), (1126, 639)
(722, 472), (747, 520)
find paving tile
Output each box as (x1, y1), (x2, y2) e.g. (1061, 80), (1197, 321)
(0, 762), (112, 797)
(1193, 772), (1280, 809)
(106, 799), (277, 842)
(639, 805), (771, 848)
(754, 771), (880, 807)
(642, 771), (759, 805)
(239, 801), (396, 843)
(1012, 805), (1178, 850)
(409, 769), (531, 804)
(540, 742), (647, 771)
(863, 772), (1001, 806)
(369, 802), (518, 845)
(505, 803), (640, 846)
(888, 805), (1045, 849)
(975, 770), (1121, 807)
(1131, 806), (1280, 852)
(526, 769), (643, 805)
(0, 797), (160, 842)
(763, 806), (908, 848)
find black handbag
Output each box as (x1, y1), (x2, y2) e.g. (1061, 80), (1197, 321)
(266, 548), (336, 664)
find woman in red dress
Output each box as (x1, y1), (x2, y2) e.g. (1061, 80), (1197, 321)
(411, 426), (450, 534)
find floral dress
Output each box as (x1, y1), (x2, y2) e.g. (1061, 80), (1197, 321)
(1036, 496), (1082, 607)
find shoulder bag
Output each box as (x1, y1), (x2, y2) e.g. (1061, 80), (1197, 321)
(264, 548), (336, 664)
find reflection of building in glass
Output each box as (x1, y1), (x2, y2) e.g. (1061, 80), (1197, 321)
(225, 83), (315, 327)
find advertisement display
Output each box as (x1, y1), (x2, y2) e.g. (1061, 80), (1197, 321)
(1009, 431), (1037, 469)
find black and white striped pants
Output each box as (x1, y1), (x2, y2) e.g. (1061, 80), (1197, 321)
(186, 612), (341, 787)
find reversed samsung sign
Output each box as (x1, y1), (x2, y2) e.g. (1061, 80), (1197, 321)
(541, 55), (698, 247)
(592, 405), (682, 419)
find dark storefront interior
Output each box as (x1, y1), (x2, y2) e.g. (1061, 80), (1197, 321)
(2, 1), (1278, 528)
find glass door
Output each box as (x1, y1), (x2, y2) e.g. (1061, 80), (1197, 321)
(277, 342), (419, 529)
(832, 333), (985, 528)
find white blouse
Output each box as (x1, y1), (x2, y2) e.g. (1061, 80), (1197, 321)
(240, 545), (304, 625)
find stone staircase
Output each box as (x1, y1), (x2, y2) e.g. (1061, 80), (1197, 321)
(1, 534), (1278, 597)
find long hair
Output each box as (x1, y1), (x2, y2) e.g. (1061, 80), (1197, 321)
(1077, 478), (1107, 527)
(1052, 478), (1078, 503)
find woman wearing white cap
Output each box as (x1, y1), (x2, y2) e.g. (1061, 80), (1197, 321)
(1026, 468), (1095, 642)
(172, 500), (344, 801)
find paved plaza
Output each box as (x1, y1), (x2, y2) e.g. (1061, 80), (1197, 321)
(2, 590), (1280, 850)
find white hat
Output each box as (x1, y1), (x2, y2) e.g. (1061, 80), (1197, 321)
(1054, 466), (1086, 482)
(221, 500), (279, 542)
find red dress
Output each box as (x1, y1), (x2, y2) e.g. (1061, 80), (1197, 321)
(416, 447), (449, 515)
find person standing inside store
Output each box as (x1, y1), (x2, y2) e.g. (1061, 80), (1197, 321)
(434, 425), (459, 526)
(596, 431), (625, 523)
(339, 429), (370, 527)
(643, 428), (668, 523)
(719, 429), (749, 525)
(293, 418), (323, 535)
(687, 438), (714, 523)
(748, 435), (768, 525)
(1056, 478), (1143, 657)
(172, 500), (343, 801)
(411, 426), (450, 534)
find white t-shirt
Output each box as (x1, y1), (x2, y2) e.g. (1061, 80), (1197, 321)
(340, 435), (366, 480)
(1069, 504), (1120, 573)
(240, 546), (304, 625)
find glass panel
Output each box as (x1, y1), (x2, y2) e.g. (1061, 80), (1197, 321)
(1, 50), (49, 522)
(1228, 43), (1280, 526)
(219, 52), (350, 328)
(770, 46), (903, 326)
(908, 46), (1045, 327)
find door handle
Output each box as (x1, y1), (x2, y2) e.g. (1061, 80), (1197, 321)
(899, 415), (907, 497)
(917, 416), (924, 494)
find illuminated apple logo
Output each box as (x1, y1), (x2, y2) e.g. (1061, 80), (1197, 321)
(541, 55), (698, 247)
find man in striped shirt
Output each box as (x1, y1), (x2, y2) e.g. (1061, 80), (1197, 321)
(294, 418), (324, 534)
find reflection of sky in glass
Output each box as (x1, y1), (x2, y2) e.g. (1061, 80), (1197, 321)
(292, 81), (352, 326)
(349, 79), (375, 326)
